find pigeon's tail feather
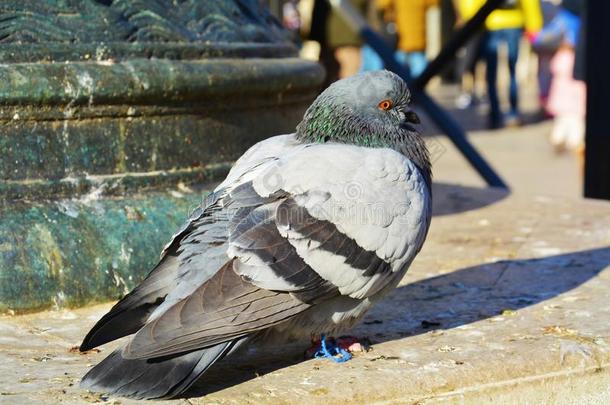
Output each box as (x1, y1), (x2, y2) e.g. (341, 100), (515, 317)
(81, 337), (247, 400)
(80, 255), (181, 352)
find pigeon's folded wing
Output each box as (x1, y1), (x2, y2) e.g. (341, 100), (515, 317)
(244, 143), (432, 299)
(80, 192), (226, 351)
(119, 142), (430, 360)
(80, 136), (301, 351)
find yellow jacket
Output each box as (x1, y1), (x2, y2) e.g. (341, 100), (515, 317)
(377, 0), (440, 52)
(456, 0), (542, 32)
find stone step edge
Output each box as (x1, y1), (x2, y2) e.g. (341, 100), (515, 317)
(0, 162), (232, 202)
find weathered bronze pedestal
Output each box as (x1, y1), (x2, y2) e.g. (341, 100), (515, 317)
(0, 1), (324, 312)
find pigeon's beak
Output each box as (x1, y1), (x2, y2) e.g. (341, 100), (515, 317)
(403, 110), (420, 125)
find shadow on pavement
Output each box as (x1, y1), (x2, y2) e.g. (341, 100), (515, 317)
(185, 246), (610, 398)
(432, 182), (509, 216)
(357, 246), (610, 341)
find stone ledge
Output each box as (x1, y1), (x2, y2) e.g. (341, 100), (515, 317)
(0, 163), (232, 201)
(0, 58), (323, 185)
(0, 58), (323, 112)
(1, 184), (609, 403)
(0, 42), (297, 64)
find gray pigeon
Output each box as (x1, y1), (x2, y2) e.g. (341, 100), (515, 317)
(79, 70), (432, 399)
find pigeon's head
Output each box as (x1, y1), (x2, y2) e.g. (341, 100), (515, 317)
(296, 71), (419, 143)
(296, 70), (430, 183)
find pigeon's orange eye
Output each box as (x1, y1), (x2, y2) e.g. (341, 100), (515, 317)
(378, 99), (393, 110)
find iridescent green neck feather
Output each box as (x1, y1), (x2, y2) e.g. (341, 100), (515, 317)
(295, 71), (432, 187)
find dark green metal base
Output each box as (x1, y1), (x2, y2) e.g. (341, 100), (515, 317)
(0, 189), (212, 313)
(0, 1), (325, 313)
(0, 56), (323, 312)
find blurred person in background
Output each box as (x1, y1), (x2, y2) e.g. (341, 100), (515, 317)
(359, 0), (439, 78)
(307, 0), (367, 87)
(458, 0), (542, 129)
(532, 0), (561, 114)
(452, 0), (485, 109)
(326, 0), (368, 78)
(538, 0), (585, 156)
(386, 0), (439, 77)
(307, 0), (438, 85)
(359, 0), (397, 72)
(282, 0), (302, 37)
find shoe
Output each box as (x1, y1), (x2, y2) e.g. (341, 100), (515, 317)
(455, 93), (473, 109)
(488, 115), (504, 130)
(505, 114), (521, 127)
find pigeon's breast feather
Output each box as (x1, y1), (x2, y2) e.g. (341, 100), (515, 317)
(251, 142), (432, 274)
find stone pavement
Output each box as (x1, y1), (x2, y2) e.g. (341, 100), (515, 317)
(1, 183), (609, 404)
(422, 79), (582, 199)
(429, 120), (582, 199)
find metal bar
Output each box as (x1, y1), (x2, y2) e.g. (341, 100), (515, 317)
(329, 0), (509, 189)
(584, 1), (610, 199)
(411, 83), (508, 189)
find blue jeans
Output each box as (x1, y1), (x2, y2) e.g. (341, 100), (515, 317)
(360, 45), (384, 72)
(483, 28), (522, 126)
(395, 51), (427, 78)
(360, 45), (427, 78)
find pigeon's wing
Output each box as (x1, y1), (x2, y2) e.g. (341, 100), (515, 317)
(79, 192), (226, 351)
(215, 133), (303, 189)
(79, 255), (180, 351)
(120, 180), (334, 359)
(157, 134), (303, 258)
(245, 143), (432, 299)
(80, 135), (303, 351)
(121, 143), (431, 360)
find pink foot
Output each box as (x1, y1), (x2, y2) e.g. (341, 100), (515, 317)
(336, 335), (369, 353)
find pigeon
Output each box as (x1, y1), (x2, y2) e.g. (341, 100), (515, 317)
(79, 70), (432, 399)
